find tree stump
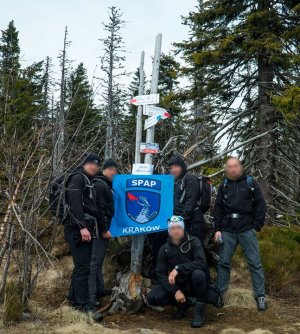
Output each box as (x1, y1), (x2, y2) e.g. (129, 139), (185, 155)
(109, 271), (144, 314)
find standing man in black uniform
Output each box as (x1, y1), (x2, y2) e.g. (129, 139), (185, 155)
(89, 159), (118, 308)
(168, 156), (206, 245)
(214, 157), (267, 311)
(64, 153), (100, 314)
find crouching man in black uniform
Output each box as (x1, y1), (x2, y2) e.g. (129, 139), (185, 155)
(64, 153), (102, 319)
(147, 216), (208, 328)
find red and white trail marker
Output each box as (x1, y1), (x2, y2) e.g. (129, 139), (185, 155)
(130, 94), (160, 106)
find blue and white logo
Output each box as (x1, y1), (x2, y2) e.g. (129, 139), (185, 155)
(126, 178), (161, 224)
(110, 175), (174, 237)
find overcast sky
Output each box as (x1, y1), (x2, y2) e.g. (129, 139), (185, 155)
(1, 0), (196, 84)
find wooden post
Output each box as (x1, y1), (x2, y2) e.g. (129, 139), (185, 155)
(130, 34), (162, 274)
(134, 51), (145, 164)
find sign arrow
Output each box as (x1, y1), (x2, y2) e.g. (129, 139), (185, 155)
(130, 94), (160, 106)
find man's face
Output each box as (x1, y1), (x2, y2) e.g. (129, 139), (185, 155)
(225, 158), (243, 180)
(169, 225), (184, 242)
(83, 162), (100, 177)
(169, 165), (183, 178)
(103, 166), (118, 181)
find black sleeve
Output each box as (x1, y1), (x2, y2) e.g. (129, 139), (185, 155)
(182, 174), (200, 223)
(94, 182), (108, 233)
(252, 180), (266, 231)
(67, 174), (86, 229)
(176, 238), (207, 276)
(156, 246), (179, 294)
(213, 185), (225, 231)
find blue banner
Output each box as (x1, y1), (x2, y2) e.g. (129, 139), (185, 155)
(110, 175), (174, 237)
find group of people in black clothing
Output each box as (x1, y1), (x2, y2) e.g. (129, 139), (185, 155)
(64, 154), (118, 321)
(63, 153), (268, 328)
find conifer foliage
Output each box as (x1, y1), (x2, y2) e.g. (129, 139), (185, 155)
(177, 0), (300, 220)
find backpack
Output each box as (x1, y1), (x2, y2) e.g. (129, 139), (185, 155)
(49, 171), (91, 223)
(92, 176), (110, 193)
(222, 175), (255, 202)
(179, 173), (213, 214)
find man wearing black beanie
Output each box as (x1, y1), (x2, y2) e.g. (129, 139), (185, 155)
(89, 159), (118, 308)
(64, 153), (103, 320)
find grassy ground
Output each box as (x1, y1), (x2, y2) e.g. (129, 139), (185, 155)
(0, 226), (299, 334)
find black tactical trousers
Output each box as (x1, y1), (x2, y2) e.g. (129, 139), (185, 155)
(64, 224), (93, 306)
(147, 269), (207, 306)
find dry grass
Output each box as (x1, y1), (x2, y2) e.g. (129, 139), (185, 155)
(224, 288), (256, 309)
(248, 330), (274, 334)
(220, 329), (274, 334)
(220, 329), (246, 334)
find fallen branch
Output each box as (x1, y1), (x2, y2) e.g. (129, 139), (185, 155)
(187, 127), (277, 170)
(208, 169), (225, 178)
(184, 109), (253, 158)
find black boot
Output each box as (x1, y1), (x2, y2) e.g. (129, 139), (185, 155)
(94, 300), (102, 308)
(191, 302), (205, 328)
(216, 293), (224, 308)
(174, 300), (191, 319)
(256, 296), (267, 311)
(81, 304), (104, 322)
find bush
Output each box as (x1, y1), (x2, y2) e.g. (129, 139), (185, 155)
(234, 227), (300, 295)
(2, 281), (24, 325)
(259, 227), (300, 294)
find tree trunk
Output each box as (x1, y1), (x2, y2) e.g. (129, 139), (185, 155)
(257, 56), (276, 220)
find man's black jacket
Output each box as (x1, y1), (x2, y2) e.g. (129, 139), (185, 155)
(93, 174), (114, 233)
(156, 234), (208, 294)
(169, 156), (204, 224)
(214, 175), (266, 233)
(65, 168), (98, 229)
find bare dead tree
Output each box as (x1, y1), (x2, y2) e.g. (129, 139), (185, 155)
(100, 6), (127, 159)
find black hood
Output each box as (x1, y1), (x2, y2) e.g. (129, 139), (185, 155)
(168, 156), (187, 177)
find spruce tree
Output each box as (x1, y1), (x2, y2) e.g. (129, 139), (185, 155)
(156, 53), (187, 154)
(177, 0), (300, 220)
(66, 63), (100, 151)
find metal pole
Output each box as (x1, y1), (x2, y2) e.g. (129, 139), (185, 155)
(144, 33), (162, 165)
(130, 34), (162, 274)
(134, 51), (145, 164)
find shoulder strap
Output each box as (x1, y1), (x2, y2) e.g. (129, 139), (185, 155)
(246, 175), (255, 200)
(180, 173), (188, 190)
(80, 173), (91, 186)
(222, 177), (229, 201)
(246, 175), (254, 189)
(223, 177), (229, 187)
(93, 177), (110, 192)
(179, 173), (188, 204)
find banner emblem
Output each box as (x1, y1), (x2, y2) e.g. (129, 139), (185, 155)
(126, 190), (160, 224)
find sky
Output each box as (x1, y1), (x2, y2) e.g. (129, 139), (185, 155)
(0, 0), (197, 85)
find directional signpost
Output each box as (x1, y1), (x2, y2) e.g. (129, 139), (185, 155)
(144, 114), (161, 130)
(144, 105), (168, 116)
(144, 111), (170, 130)
(130, 94), (171, 131)
(130, 93), (159, 106)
